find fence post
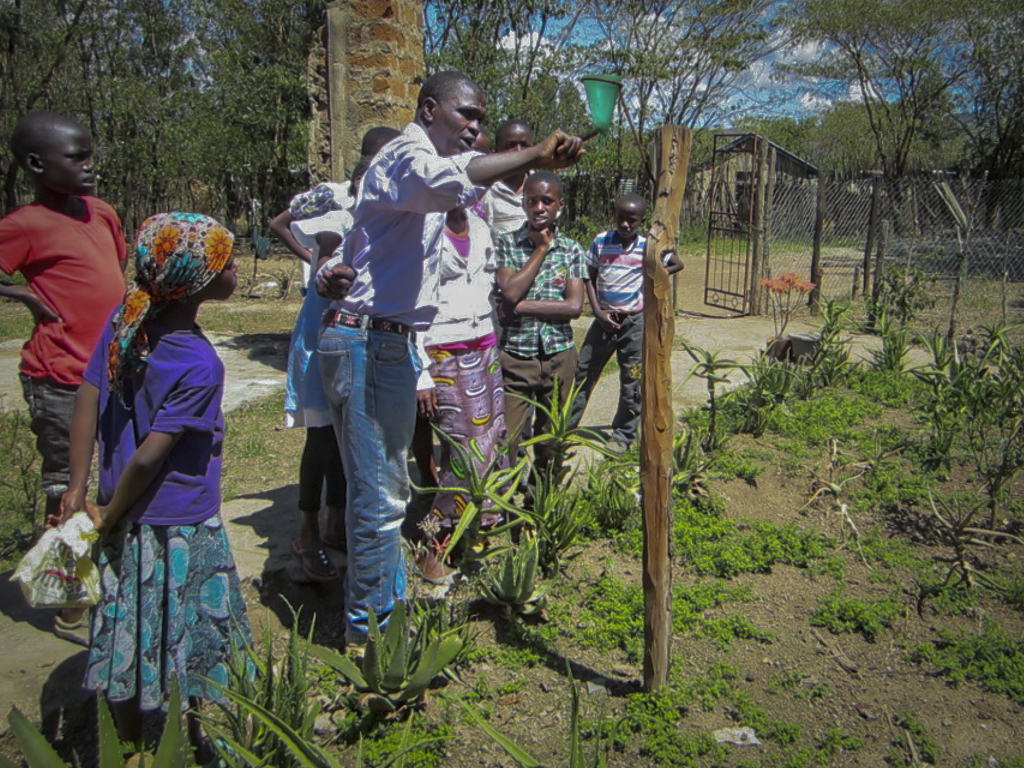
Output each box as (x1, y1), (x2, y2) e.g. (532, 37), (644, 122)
(641, 124), (690, 692)
(763, 146), (776, 281)
(863, 173), (881, 295)
(867, 219), (889, 332)
(749, 139), (769, 315)
(809, 173), (826, 312)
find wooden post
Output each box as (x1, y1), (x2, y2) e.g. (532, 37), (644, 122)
(749, 139), (768, 315)
(808, 173), (826, 312)
(863, 174), (881, 294)
(763, 146), (777, 281)
(641, 124), (691, 692)
(866, 219), (889, 332)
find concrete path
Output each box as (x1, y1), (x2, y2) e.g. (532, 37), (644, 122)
(0, 293), (904, 732)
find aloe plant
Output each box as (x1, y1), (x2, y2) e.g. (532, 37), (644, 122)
(519, 376), (613, 488)
(421, 426), (527, 568)
(206, 606), (317, 767)
(2, 678), (187, 768)
(479, 534), (551, 618)
(681, 342), (740, 453)
(311, 601), (463, 713)
(518, 471), (590, 576)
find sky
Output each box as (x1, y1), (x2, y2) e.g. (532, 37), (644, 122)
(485, 6), (856, 125)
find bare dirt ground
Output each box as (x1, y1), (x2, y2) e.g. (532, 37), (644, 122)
(3, 252), (1023, 766)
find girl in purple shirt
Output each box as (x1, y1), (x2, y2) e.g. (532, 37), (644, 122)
(60, 213), (251, 763)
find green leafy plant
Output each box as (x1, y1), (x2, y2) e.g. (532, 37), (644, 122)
(810, 590), (904, 642)
(519, 377), (612, 488)
(2, 678), (187, 768)
(422, 426), (526, 569)
(730, 352), (796, 436)
(868, 309), (910, 373)
(207, 691), (442, 768)
(866, 262), (935, 329)
(311, 601), (463, 713)
(579, 460), (639, 534)
(518, 471), (590, 576)
(794, 297), (853, 398)
(206, 607), (317, 767)
(681, 342), (740, 453)
(887, 710), (940, 767)
(0, 408), (43, 569)
(479, 534), (551, 618)
(670, 426), (711, 500)
(910, 619), (1024, 703)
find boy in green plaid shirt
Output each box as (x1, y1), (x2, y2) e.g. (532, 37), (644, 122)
(495, 171), (585, 476)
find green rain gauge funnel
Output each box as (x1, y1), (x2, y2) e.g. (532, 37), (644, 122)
(581, 74), (622, 140)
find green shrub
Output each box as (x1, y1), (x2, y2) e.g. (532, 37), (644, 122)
(809, 590), (904, 642)
(910, 619), (1024, 703)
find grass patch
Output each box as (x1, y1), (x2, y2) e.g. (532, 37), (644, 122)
(222, 391), (305, 501)
(0, 408), (42, 570)
(909, 619), (1024, 703)
(562, 575), (768, 661)
(809, 589), (905, 642)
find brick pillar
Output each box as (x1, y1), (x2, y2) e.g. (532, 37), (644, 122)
(314, 0), (423, 183)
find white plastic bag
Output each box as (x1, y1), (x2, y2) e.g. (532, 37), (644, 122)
(13, 512), (100, 609)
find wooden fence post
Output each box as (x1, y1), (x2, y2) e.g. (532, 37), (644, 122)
(642, 124), (691, 692)
(809, 173), (827, 312)
(863, 174), (881, 294)
(749, 139), (768, 315)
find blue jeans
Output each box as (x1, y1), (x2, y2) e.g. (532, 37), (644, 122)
(569, 312), (644, 445)
(318, 323), (418, 642)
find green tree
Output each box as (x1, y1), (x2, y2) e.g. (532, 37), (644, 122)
(957, 0), (1024, 180)
(788, 0), (971, 179)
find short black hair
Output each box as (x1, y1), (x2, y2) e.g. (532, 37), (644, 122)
(9, 111), (87, 163)
(495, 119), (532, 144)
(417, 70), (481, 110)
(360, 126), (400, 157)
(616, 193), (647, 212)
(524, 170), (563, 198)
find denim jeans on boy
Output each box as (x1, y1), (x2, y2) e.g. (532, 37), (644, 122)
(318, 322), (418, 643)
(20, 373), (77, 518)
(569, 311), (644, 446)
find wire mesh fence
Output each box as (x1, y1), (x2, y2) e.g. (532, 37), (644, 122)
(758, 175), (1024, 336)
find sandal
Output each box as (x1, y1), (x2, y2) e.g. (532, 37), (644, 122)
(291, 539), (341, 582)
(54, 615), (90, 647)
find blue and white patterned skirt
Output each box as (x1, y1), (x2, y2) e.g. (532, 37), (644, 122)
(84, 513), (252, 710)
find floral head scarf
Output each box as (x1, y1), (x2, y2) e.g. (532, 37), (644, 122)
(107, 212), (234, 398)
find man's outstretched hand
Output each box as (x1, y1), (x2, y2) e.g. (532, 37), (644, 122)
(533, 130), (585, 170)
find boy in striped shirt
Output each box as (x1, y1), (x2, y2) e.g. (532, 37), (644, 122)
(569, 194), (683, 450)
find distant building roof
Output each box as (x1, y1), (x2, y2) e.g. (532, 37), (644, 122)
(712, 132), (818, 180)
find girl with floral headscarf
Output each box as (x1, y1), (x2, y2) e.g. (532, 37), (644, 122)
(59, 212), (250, 762)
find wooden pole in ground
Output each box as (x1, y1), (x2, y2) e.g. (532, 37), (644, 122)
(641, 124), (691, 692)
(808, 173), (826, 312)
(863, 174), (881, 294)
(749, 138), (769, 315)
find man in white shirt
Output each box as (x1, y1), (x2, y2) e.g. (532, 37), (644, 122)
(316, 70), (584, 646)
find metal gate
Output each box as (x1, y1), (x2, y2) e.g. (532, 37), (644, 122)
(704, 133), (759, 314)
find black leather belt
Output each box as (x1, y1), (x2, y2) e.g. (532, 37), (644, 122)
(608, 311), (641, 324)
(323, 309), (413, 338)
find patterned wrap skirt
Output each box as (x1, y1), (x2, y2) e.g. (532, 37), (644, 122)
(84, 513), (252, 710)
(427, 345), (508, 529)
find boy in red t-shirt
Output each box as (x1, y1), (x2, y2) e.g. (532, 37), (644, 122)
(0, 112), (126, 644)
